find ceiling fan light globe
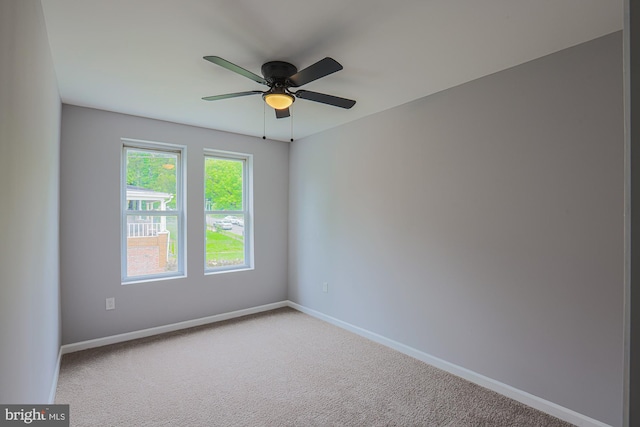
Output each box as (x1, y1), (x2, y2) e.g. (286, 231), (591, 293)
(264, 93), (294, 110)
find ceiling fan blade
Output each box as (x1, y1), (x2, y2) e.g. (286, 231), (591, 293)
(288, 57), (343, 87)
(203, 56), (268, 85)
(275, 108), (290, 119)
(202, 91), (263, 101)
(294, 90), (356, 109)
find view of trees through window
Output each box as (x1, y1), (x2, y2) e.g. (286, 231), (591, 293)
(127, 149), (177, 208)
(124, 148), (180, 279)
(205, 156), (247, 270)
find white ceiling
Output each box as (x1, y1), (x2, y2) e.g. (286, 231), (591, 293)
(41, 0), (622, 142)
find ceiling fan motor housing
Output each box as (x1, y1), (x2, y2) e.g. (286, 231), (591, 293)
(261, 61), (298, 85)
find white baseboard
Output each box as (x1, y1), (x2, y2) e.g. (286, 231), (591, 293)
(286, 301), (611, 427)
(60, 301), (288, 355)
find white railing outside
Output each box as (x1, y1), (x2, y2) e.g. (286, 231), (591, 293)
(128, 222), (163, 237)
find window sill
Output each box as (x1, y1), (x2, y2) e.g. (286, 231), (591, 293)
(122, 273), (186, 285)
(205, 266), (254, 276)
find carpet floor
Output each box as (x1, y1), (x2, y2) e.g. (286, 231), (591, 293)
(55, 307), (573, 426)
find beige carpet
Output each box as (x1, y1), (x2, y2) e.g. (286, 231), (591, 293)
(56, 308), (573, 426)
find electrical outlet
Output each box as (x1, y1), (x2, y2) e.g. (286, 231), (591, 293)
(322, 282), (328, 293)
(106, 297), (115, 310)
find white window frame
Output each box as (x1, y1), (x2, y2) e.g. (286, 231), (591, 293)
(204, 149), (254, 274)
(121, 139), (187, 283)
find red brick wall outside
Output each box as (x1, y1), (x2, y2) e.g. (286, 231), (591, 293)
(126, 232), (169, 276)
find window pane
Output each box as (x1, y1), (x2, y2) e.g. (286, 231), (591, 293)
(126, 149), (177, 211)
(126, 215), (179, 277)
(205, 213), (245, 268)
(204, 157), (243, 211)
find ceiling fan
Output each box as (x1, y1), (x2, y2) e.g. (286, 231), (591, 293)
(202, 56), (356, 119)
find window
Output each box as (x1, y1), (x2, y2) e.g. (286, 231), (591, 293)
(204, 150), (253, 272)
(122, 141), (185, 282)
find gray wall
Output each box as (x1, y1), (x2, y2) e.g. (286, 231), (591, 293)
(289, 32), (624, 426)
(60, 106), (288, 344)
(0, 0), (62, 403)
(625, 0), (639, 424)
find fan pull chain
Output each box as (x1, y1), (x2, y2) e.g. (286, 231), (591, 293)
(290, 110), (294, 142)
(262, 102), (266, 140)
